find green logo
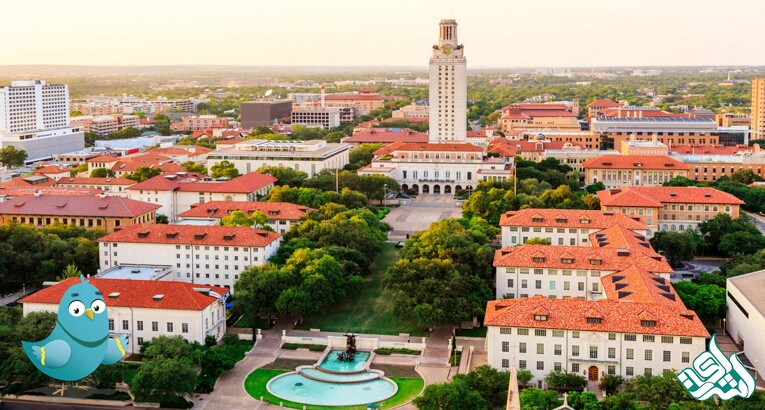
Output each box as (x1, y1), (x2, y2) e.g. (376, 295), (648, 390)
(677, 334), (755, 401)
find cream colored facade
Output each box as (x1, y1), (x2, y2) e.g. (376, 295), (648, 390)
(753, 79), (765, 139)
(486, 325), (705, 385)
(429, 19), (467, 143)
(206, 140), (349, 177)
(501, 116), (582, 133)
(22, 299), (225, 355)
(392, 104), (429, 119)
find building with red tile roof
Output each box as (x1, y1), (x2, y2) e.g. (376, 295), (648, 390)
(500, 209), (648, 248)
(55, 177), (136, 197)
(342, 128), (429, 148)
(86, 152), (182, 177)
(126, 172), (276, 221)
(0, 195), (159, 232)
(20, 277), (228, 354)
(484, 295), (708, 380)
(97, 223), (281, 290)
(670, 144), (753, 156)
(591, 116), (720, 150)
(582, 155), (690, 188)
(586, 98), (621, 117)
(488, 137), (590, 161)
(498, 103), (581, 133)
(177, 201), (315, 233)
(34, 164), (72, 181)
(597, 186), (743, 233)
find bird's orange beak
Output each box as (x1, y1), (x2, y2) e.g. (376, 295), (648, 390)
(85, 309), (94, 320)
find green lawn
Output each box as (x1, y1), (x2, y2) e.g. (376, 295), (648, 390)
(244, 369), (424, 410)
(296, 244), (427, 336)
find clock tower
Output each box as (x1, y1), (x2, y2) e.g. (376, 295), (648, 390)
(429, 19), (467, 144)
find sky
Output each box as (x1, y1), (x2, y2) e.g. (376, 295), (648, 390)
(2, 0), (765, 68)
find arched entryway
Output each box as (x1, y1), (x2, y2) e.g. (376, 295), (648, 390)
(422, 184), (430, 194)
(433, 185), (441, 194)
(411, 184), (419, 193)
(465, 185), (473, 193)
(444, 185), (452, 194)
(401, 184), (409, 191)
(588, 366), (599, 381)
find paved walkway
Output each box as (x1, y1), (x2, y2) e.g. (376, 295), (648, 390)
(385, 194), (463, 242)
(1, 287), (37, 306)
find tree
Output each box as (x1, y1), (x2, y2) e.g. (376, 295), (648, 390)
(0, 146), (28, 167)
(126, 166), (161, 182)
(257, 166), (308, 187)
(219, 210), (272, 231)
(90, 167), (116, 178)
(87, 362), (126, 389)
(452, 365), (510, 410)
(719, 231), (765, 256)
(141, 335), (200, 361)
(131, 357), (197, 402)
(56, 264), (82, 281)
(516, 369), (533, 386)
(181, 161), (207, 175)
(156, 214), (169, 224)
(699, 214), (765, 256)
(519, 388), (561, 410)
(210, 160), (240, 178)
(673, 281), (726, 326)
(585, 181), (606, 194)
(69, 163), (88, 176)
(731, 168), (760, 185)
(234, 264), (288, 328)
(414, 379), (486, 410)
(649, 230), (699, 267)
(566, 391), (602, 410)
(544, 371), (587, 391)
(525, 237), (551, 245)
(201, 348), (236, 379)
(598, 374), (625, 396)
(0, 309), (56, 392)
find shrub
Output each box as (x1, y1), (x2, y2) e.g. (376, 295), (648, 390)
(281, 343), (327, 351)
(373, 347), (421, 355)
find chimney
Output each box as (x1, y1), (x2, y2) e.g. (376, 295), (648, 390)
(630, 133), (636, 144)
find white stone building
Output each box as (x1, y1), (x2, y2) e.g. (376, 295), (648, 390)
(485, 296), (708, 386)
(206, 139), (349, 178)
(177, 201), (315, 234)
(126, 172), (276, 221)
(726, 270), (765, 382)
(20, 277), (228, 354)
(499, 209), (649, 248)
(429, 19), (467, 143)
(0, 80), (84, 161)
(97, 223), (282, 291)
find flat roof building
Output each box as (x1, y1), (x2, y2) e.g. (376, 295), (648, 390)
(240, 100), (292, 128)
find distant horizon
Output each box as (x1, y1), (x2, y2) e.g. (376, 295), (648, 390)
(2, 0), (765, 67)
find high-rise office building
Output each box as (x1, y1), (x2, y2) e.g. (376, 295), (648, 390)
(752, 79), (765, 139)
(428, 19), (467, 143)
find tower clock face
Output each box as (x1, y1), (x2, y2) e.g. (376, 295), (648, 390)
(442, 45), (453, 55)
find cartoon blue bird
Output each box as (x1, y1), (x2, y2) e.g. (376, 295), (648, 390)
(22, 275), (128, 383)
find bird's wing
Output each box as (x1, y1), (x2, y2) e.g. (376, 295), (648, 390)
(101, 334), (129, 365)
(30, 339), (72, 369)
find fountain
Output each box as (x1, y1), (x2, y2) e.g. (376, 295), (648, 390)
(336, 333), (357, 362)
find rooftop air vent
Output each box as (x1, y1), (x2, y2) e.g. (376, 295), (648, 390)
(153, 294), (164, 301)
(108, 292), (120, 299)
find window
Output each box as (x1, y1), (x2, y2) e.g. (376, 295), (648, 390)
(626, 366), (634, 376)
(643, 335), (655, 343)
(518, 328), (529, 336)
(682, 352), (690, 363)
(645, 368), (652, 376)
(590, 346), (598, 359)
(108, 319), (114, 331)
(555, 362), (562, 371)
(500, 327), (512, 335)
(501, 359), (509, 368)
(608, 333), (616, 340)
(502, 341), (509, 352)
(625, 334), (637, 342)
(554, 344), (562, 355)
(608, 347), (616, 359)
(137, 321), (143, 331)
(507, 279), (514, 288)
(182, 323), (189, 333)
(572, 363), (580, 373)
(553, 330), (564, 337)
(519, 360), (527, 370)
(122, 320), (129, 330)
(572, 345), (580, 357)
(549, 281), (556, 290)
(645, 350), (653, 361)
(627, 348), (634, 359)
(534, 314), (548, 321)
(535, 280), (542, 289)
(167, 322), (173, 332)
(663, 351), (671, 362)
(680, 337), (692, 345)
(537, 361), (544, 370)
(661, 336), (674, 344)
(537, 344), (545, 354)
(572, 331), (580, 338)
(519, 342), (527, 353)
(138, 337), (144, 345)
(152, 321), (158, 332)
(586, 317), (602, 324)
(534, 329), (547, 336)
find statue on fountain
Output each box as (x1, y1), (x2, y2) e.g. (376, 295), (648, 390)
(337, 333), (357, 362)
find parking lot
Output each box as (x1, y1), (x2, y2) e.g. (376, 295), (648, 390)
(384, 194), (464, 242)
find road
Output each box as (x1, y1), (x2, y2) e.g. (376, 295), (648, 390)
(744, 210), (765, 236)
(0, 288), (36, 306)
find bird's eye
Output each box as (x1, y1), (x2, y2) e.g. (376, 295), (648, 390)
(91, 300), (106, 314)
(68, 301), (85, 317)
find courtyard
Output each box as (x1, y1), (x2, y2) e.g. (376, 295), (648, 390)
(384, 194), (464, 242)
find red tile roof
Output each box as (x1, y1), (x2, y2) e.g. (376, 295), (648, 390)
(97, 223), (281, 247)
(499, 209), (647, 231)
(150, 146), (212, 157)
(598, 186), (744, 207)
(87, 155), (121, 163)
(493, 244), (672, 274)
(670, 145), (752, 155)
(582, 155), (690, 170)
(0, 186), (102, 198)
(601, 265), (683, 307)
(587, 99), (621, 108)
(373, 141), (406, 156)
(0, 195), (160, 218)
(391, 143), (484, 153)
(126, 172), (276, 194)
(35, 165), (71, 174)
(598, 108), (677, 118)
(484, 296), (708, 337)
(20, 277), (226, 311)
(383, 117), (429, 123)
(57, 177), (136, 186)
(488, 138), (586, 157)
(178, 201), (315, 221)
(345, 128), (429, 144)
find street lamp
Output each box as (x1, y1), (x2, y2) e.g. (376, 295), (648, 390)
(383, 184), (388, 212)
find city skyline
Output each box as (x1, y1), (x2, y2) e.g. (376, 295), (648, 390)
(3, 0), (765, 68)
